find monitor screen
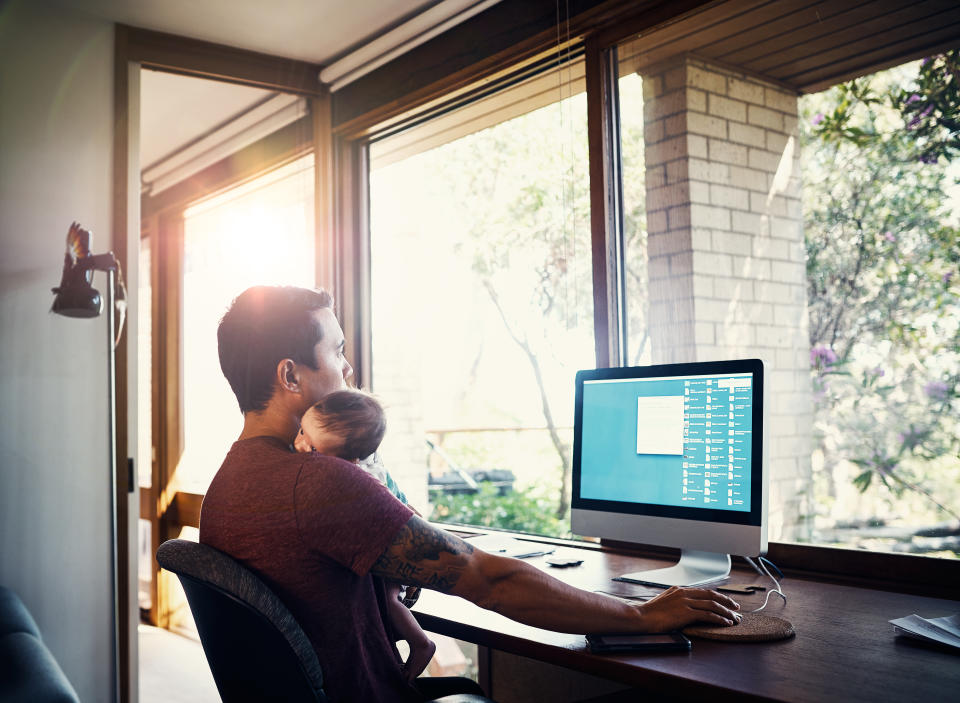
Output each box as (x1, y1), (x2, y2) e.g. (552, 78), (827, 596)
(572, 359), (765, 533)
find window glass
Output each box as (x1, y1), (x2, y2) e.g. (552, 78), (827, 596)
(178, 155), (315, 492)
(616, 34), (958, 556)
(369, 62), (591, 536)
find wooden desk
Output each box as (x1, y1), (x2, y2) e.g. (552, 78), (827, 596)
(412, 540), (960, 702)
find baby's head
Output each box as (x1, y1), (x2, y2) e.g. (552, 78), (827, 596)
(294, 389), (386, 461)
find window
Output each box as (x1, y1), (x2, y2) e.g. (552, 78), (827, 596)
(369, 60), (591, 536)
(177, 156), (316, 492)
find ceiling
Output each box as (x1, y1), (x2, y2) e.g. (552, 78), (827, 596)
(53, 0), (439, 65)
(44, 0), (441, 174)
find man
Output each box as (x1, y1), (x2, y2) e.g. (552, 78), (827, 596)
(200, 285), (740, 703)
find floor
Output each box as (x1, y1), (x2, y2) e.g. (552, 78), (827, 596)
(138, 624), (219, 703)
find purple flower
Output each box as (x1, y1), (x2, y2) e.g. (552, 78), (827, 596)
(906, 93), (922, 104)
(811, 112), (824, 126)
(944, 271), (954, 284)
(920, 153), (939, 164)
(884, 231), (896, 242)
(924, 380), (949, 401)
(872, 366), (885, 377)
(810, 345), (838, 367)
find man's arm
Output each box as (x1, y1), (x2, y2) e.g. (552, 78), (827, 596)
(371, 515), (740, 634)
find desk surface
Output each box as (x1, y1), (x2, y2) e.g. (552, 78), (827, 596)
(412, 539), (960, 702)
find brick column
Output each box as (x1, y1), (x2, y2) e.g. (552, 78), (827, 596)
(640, 56), (813, 539)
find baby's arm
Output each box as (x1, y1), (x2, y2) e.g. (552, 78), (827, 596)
(383, 582), (435, 682)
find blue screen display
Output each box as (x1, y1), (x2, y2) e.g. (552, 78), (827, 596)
(579, 373), (753, 512)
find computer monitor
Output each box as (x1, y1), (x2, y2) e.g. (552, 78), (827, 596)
(571, 359), (767, 587)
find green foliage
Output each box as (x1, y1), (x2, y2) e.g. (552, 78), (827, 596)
(801, 52), (960, 526)
(430, 482), (570, 538)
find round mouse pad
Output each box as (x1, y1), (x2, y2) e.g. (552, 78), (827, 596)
(683, 613), (795, 642)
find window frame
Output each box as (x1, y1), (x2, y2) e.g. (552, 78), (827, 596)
(328, 0), (960, 596)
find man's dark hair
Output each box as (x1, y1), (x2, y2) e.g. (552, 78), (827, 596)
(218, 286), (334, 413)
(307, 390), (386, 461)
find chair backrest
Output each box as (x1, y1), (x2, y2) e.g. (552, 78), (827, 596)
(156, 539), (326, 703)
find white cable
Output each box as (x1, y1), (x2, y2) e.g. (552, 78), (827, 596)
(749, 557), (786, 613)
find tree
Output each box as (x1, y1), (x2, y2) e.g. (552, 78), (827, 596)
(800, 52), (960, 533)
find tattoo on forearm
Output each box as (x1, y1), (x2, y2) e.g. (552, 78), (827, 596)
(373, 516), (475, 593)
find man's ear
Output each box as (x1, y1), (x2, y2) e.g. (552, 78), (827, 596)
(277, 359), (299, 393)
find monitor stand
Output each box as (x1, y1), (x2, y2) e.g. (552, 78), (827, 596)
(616, 550), (731, 587)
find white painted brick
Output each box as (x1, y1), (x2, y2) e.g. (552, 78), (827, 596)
(755, 281), (791, 304)
(687, 158), (730, 184)
(690, 180), (711, 204)
(731, 210), (762, 234)
(765, 87), (799, 114)
(743, 301), (774, 324)
(687, 88), (706, 112)
(648, 257), (671, 281)
(786, 197), (803, 219)
(755, 324), (792, 347)
(766, 130), (790, 153)
(642, 74), (662, 100)
(649, 183), (689, 210)
(692, 273), (713, 297)
(664, 65), (687, 91)
(647, 209), (667, 234)
(687, 65), (726, 93)
(752, 237), (790, 260)
(709, 94), (747, 123)
(665, 159), (688, 183)
(773, 303), (804, 324)
(664, 113), (686, 137)
(690, 227), (713, 252)
(688, 134), (708, 158)
(695, 321), (715, 345)
(751, 192), (788, 215)
(698, 298), (733, 323)
(644, 119), (665, 144)
(772, 260), (804, 284)
(710, 184), (750, 210)
(733, 255), (772, 280)
(747, 104), (782, 130)
(692, 250), (733, 276)
(716, 322), (755, 346)
(690, 203), (731, 230)
(670, 251), (694, 276)
(712, 275), (753, 299)
(668, 206), (691, 230)
(789, 241), (806, 262)
(648, 234), (674, 258)
(748, 147), (782, 172)
(646, 164), (667, 189)
(712, 230), (752, 256)
(708, 139), (748, 166)
(728, 77), (765, 104)
(650, 89), (686, 120)
(728, 165), (769, 193)
(728, 122), (765, 147)
(646, 135), (688, 164)
(782, 114), (799, 135)
(771, 215), (803, 240)
(687, 111), (727, 139)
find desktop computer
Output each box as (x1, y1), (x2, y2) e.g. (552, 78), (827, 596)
(571, 359), (768, 587)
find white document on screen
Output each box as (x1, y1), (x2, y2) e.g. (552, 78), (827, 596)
(636, 395), (685, 455)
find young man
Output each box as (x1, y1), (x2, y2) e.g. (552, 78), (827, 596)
(200, 285), (740, 703)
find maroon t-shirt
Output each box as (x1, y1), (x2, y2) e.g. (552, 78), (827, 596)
(199, 436), (416, 703)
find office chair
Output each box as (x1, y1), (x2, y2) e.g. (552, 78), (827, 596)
(156, 539), (492, 703)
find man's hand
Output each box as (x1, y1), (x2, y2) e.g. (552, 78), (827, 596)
(635, 586), (741, 632)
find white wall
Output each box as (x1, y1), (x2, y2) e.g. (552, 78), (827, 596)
(0, 2), (117, 700)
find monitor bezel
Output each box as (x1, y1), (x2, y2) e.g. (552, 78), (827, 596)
(572, 358), (764, 528)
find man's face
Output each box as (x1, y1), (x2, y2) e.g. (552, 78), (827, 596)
(297, 308), (353, 409)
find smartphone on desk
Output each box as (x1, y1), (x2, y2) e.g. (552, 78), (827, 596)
(586, 632), (691, 653)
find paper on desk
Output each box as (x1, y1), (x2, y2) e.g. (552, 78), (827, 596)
(463, 533), (555, 559)
(890, 613), (960, 650)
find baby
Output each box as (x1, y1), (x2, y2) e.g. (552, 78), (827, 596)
(294, 389), (436, 682)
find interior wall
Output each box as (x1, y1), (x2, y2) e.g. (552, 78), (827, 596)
(0, 2), (117, 700)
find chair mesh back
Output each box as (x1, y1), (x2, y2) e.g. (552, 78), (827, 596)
(156, 539), (326, 702)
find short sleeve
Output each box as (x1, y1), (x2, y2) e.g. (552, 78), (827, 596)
(293, 455), (413, 575)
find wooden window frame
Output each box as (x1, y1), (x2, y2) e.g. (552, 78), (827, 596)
(326, 0), (960, 599)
